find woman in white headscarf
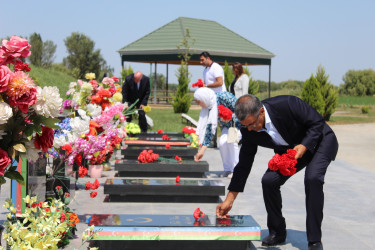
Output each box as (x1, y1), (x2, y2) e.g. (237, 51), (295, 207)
(194, 87), (241, 178)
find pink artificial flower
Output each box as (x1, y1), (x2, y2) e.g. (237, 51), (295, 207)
(77, 79), (83, 86)
(0, 148), (11, 175)
(7, 71), (37, 113)
(1, 36), (31, 59)
(0, 65), (12, 92)
(102, 77), (114, 85)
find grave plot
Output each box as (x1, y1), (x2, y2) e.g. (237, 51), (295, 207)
(114, 159), (208, 177)
(121, 146), (197, 160)
(127, 132), (186, 139)
(87, 214), (261, 250)
(103, 178), (225, 203)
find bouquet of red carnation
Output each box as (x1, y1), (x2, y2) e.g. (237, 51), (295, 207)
(268, 149), (298, 176)
(138, 150), (160, 163)
(162, 134), (171, 140)
(218, 105), (233, 121)
(182, 126), (196, 135)
(192, 79), (204, 88)
(157, 129), (163, 134)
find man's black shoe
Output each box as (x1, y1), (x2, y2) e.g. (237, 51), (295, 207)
(261, 231), (287, 246)
(308, 241), (323, 250)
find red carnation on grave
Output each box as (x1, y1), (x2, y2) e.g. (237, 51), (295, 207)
(157, 129), (163, 134)
(182, 126), (196, 135)
(218, 105), (233, 121)
(78, 166), (87, 177)
(162, 134), (171, 140)
(192, 79), (204, 88)
(85, 181), (92, 190)
(268, 149), (298, 176)
(90, 192), (97, 198)
(175, 176), (180, 183)
(34, 126), (54, 152)
(165, 143), (171, 149)
(138, 150), (159, 163)
(193, 208), (205, 221)
(91, 179), (100, 190)
(174, 155), (182, 163)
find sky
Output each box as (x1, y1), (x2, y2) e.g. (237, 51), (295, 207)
(1, 0), (374, 86)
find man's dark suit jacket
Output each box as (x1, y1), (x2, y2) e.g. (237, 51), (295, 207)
(122, 74), (150, 107)
(229, 95), (338, 192)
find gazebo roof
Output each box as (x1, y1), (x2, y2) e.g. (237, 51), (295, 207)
(118, 17), (275, 65)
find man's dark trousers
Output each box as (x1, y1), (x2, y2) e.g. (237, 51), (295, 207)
(126, 108), (147, 132)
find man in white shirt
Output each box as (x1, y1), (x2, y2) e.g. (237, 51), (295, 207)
(199, 51), (226, 93)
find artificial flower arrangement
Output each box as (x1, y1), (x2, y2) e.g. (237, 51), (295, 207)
(192, 79), (204, 88)
(0, 36), (62, 185)
(268, 149), (298, 176)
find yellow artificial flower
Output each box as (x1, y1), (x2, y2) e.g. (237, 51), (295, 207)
(85, 73), (96, 80)
(9, 207), (16, 214)
(3, 201), (10, 209)
(24, 195), (31, 204)
(144, 105), (151, 113)
(112, 92), (123, 102)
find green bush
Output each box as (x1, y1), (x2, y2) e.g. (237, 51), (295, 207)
(301, 74), (324, 115)
(361, 105), (370, 114)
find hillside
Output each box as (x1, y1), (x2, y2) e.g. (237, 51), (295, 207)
(28, 65), (76, 99)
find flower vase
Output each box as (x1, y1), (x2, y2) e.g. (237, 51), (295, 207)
(45, 176), (56, 200)
(66, 165), (74, 177)
(88, 165), (103, 178)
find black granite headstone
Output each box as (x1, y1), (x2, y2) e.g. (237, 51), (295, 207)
(104, 178), (225, 203)
(121, 146), (197, 160)
(128, 132), (186, 139)
(115, 159), (208, 177)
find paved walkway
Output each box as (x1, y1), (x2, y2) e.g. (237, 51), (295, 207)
(1, 123), (374, 249)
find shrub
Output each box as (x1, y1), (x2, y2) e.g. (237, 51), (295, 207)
(361, 105), (370, 114)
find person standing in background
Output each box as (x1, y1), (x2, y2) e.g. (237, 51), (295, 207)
(200, 51), (226, 93)
(122, 71), (150, 132)
(230, 62), (249, 98)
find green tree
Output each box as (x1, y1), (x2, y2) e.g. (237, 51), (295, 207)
(41, 40), (56, 68)
(223, 61), (234, 90)
(243, 66), (259, 95)
(120, 65), (134, 82)
(171, 28), (194, 113)
(28, 33), (43, 66)
(301, 75), (324, 115)
(315, 65), (338, 121)
(63, 32), (107, 79)
(340, 69), (375, 96)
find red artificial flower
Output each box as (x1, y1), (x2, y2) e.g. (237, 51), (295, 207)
(175, 176), (180, 183)
(165, 144), (171, 149)
(182, 126), (196, 135)
(157, 129), (163, 134)
(111, 76), (119, 82)
(98, 89), (112, 98)
(74, 154), (82, 166)
(91, 94), (103, 104)
(193, 208), (205, 221)
(78, 166), (88, 177)
(89, 80), (98, 89)
(138, 150), (159, 163)
(13, 60), (30, 72)
(61, 144), (72, 155)
(90, 192), (97, 198)
(268, 149), (298, 176)
(0, 148), (11, 176)
(34, 126), (54, 152)
(91, 179), (100, 190)
(85, 181), (92, 190)
(174, 155), (182, 162)
(218, 105), (233, 121)
(192, 79), (204, 88)
(60, 212), (66, 222)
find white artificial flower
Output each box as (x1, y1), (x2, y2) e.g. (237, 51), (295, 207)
(25, 140), (42, 163)
(72, 92), (80, 105)
(77, 109), (90, 121)
(80, 82), (93, 93)
(0, 102), (13, 124)
(53, 135), (68, 148)
(70, 116), (90, 138)
(33, 86), (63, 118)
(69, 82), (77, 89)
(87, 104), (102, 118)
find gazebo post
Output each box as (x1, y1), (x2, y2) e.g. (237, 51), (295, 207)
(166, 64), (169, 99)
(154, 62), (157, 104)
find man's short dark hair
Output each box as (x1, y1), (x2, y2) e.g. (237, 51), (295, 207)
(200, 51), (211, 59)
(235, 94), (262, 121)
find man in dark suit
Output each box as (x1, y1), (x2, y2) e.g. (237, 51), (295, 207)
(216, 94), (338, 250)
(122, 72), (150, 132)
